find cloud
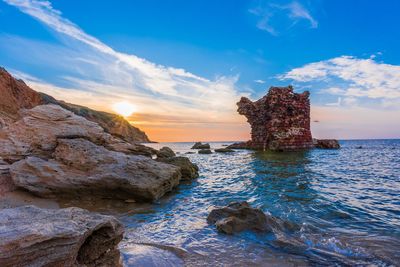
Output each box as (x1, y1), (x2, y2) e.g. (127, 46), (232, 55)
(3, 0), (248, 141)
(254, 79), (266, 84)
(280, 55), (400, 101)
(249, 1), (318, 35)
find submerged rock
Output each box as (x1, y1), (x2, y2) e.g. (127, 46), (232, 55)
(237, 86), (314, 151)
(198, 149), (212, 154)
(214, 148), (234, 153)
(0, 205), (124, 267)
(157, 146), (176, 158)
(207, 201), (298, 235)
(191, 142), (210, 149)
(157, 156), (199, 180)
(10, 138), (181, 202)
(314, 139), (340, 149)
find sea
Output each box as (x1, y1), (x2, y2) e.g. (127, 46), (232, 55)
(116, 140), (400, 266)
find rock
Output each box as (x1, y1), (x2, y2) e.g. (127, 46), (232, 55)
(41, 93), (150, 143)
(0, 67), (44, 125)
(0, 104), (155, 162)
(185, 152), (195, 154)
(207, 202), (269, 234)
(191, 142), (210, 149)
(157, 156), (199, 180)
(157, 146), (176, 158)
(214, 148), (234, 153)
(356, 146), (363, 149)
(237, 86), (314, 151)
(10, 138), (181, 202)
(314, 139), (340, 149)
(198, 149), (212, 154)
(226, 141), (252, 149)
(207, 201), (297, 235)
(0, 205), (124, 267)
(0, 158), (15, 196)
(0, 67), (150, 143)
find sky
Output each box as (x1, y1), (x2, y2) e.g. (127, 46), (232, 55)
(0, 0), (399, 141)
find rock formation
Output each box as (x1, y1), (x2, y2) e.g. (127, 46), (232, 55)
(313, 139), (340, 149)
(207, 201), (298, 235)
(191, 142), (210, 149)
(0, 67), (44, 125)
(0, 205), (124, 267)
(157, 156), (199, 180)
(0, 67), (150, 142)
(41, 93), (150, 142)
(237, 86), (314, 151)
(10, 138), (181, 201)
(156, 146), (176, 158)
(198, 149), (212, 154)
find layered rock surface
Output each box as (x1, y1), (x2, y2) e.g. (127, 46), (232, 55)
(0, 205), (124, 267)
(0, 67), (149, 142)
(237, 86), (314, 151)
(10, 138), (181, 201)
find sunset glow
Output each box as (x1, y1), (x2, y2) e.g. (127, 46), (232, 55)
(112, 102), (136, 117)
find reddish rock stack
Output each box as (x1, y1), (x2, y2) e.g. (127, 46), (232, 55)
(237, 86), (313, 151)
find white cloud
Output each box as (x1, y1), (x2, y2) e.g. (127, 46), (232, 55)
(254, 79), (266, 84)
(249, 1), (318, 35)
(280, 55), (400, 100)
(2, 0), (247, 136)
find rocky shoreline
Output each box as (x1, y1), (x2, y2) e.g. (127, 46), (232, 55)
(0, 67), (340, 266)
(0, 68), (199, 266)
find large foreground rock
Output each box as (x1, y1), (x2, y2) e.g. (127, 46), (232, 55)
(10, 138), (181, 202)
(207, 201), (298, 235)
(0, 205), (124, 267)
(0, 104), (155, 163)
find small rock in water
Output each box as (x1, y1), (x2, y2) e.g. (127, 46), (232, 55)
(198, 149), (212, 154)
(185, 152), (195, 154)
(207, 201), (297, 235)
(214, 148), (234, 153)
(314, 139), (340, 149)
(156, 146), (176, 158)
(356, 146), (363, 149)
(191, 142), (210, 149)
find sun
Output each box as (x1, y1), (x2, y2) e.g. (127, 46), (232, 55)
(112, 101), (136, 117)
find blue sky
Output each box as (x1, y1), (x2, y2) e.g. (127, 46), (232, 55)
(0, 0), (399, 141)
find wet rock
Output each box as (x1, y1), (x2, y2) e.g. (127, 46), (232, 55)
(0, 205), (124, 267)
(214, 148), (234, 153)
(226, 141), (252, 149)
(191, 142), (210, 149)
(157, 156), (199, 180)
(237, 86), (314, 151)
(207, 201), (297, 235)
(198, 149), (212, 154)
(185, 152), (195, 154)
(157, 146), (176, 158)
(207, 202), (269, 234)
(356, 146), (363, 149)
(10, 138), (181, 202)
(314, 139), (340, 149)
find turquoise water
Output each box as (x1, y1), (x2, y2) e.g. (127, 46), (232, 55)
(119, 140), (400, 266)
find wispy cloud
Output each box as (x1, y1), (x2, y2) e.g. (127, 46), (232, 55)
(254, 79), (266, 84)
(280, 55), (400, 101)
(249, 1), (318, 35)
(2, 0), (248, 141)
